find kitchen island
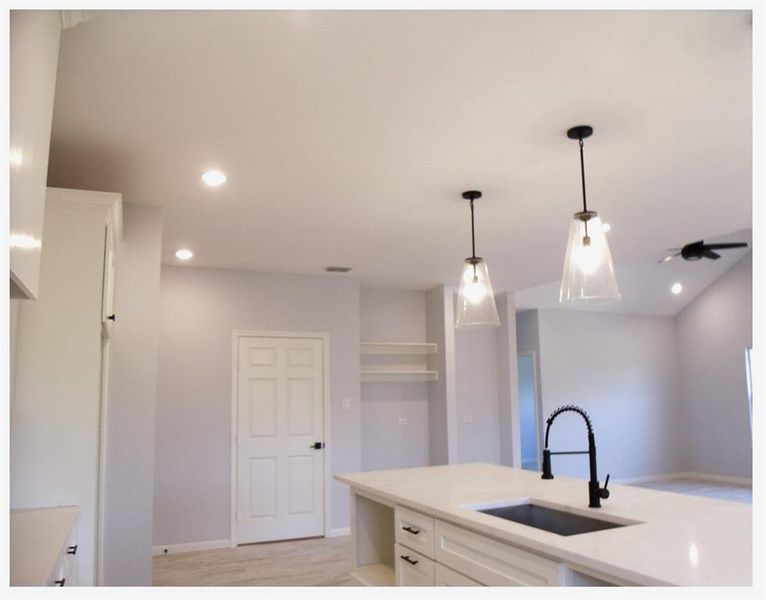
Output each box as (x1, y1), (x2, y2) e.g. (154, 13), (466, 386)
(335, 463), (751, 587)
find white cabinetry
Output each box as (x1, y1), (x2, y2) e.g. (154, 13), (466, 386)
(435, 519), (565, 586)
(394, 543), (435, 586)
(9, 11), (62, 299)
(11, 188), (122, 586)
(350, 493), (572, 587)
(10, 506), (79, 586)
(435, 564), (481, 586)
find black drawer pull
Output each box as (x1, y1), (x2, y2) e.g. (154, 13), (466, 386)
(400, 555), (418, 566)
(402, 525), (420, 535)
(67, 544), (78, 555)
(55, 578), (66, 586)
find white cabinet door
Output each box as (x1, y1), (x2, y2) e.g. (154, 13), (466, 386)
(236, 336), (325, 543)
(395, 506), (435, 559)
(435, 563), (482, 586)
(435, 520), (565, 586)
(395, 544), (434, 586)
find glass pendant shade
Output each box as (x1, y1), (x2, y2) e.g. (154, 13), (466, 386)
(456, 258), (500, 328)
(559, 213), (620, 304)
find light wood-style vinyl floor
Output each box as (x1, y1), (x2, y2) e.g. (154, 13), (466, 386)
(153, 536), (355, 586)
(153, 478), (751, 586)
(629, 477), (752, 503)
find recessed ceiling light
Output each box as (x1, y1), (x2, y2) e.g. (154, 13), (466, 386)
(201, 170), (226, 187)
(671, 282), (683, 295)
(661, 255), (674, 263)
(176, 249), (194, 260)
(602, 222), (612, 233)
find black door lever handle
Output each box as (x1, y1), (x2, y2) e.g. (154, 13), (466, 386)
(309, 442), (325, 449)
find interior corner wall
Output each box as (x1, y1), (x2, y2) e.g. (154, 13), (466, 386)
(674, 253), (752, 478)
(153, 267), (361, 547)
(359, 288), (430, 471)
(454, 298), (502, 464)
(101, 204), (162, 585)
(425, 286), (456, 465)
(496, 293), (520, 467)
(535, 309), (683, 480)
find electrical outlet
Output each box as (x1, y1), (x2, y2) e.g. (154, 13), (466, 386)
(397, 417), (408, 426)
(341, 398), (351, 411)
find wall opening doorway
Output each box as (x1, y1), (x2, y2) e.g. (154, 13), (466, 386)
(517, 352), (541, 471)
(232, 331), (331, 545)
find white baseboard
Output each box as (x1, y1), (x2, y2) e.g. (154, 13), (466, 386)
(614, 471), (751, 486)
(678, 471), (752, 486)
(152, 538), (232, 556)
(613, 472), (683, 485)
(326, 527), (350, 538)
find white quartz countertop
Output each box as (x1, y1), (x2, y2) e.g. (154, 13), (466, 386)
(335, 463), (751, 586)
(10, 506), (79, 586)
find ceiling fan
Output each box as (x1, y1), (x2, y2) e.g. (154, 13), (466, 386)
(659, 240), (748, 263)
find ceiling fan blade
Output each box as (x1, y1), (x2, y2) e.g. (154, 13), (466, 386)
(704, 243), (748, 250)
(703, 250), (721, 260)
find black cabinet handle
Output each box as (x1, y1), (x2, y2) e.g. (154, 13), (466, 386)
(67, 545), (78, 555)
(55, 578), (66, 586)
(402, 526), (420, 535)
(400, 555), (418, 566)
(107, 314), (116, 321)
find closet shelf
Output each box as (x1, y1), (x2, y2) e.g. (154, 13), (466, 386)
(361, 370), (438, 383)
(360, 342), (437, 355)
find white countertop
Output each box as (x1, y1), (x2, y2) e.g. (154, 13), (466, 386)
(336, 463), (751, 586)
(10, 506), (79, 586)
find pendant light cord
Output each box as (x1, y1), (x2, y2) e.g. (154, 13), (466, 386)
(470, 198), (477, 260)
(578, 136), (590, 239)
(579, 137), (588, 213)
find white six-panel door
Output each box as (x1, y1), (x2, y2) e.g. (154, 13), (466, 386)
(236, 336), (325, 544)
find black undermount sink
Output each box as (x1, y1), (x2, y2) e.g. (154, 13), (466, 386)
(477, 502), (630, 536)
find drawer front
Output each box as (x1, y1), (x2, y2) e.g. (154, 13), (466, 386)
(395, 544), (435, 586)
(435, 520), (565, 586)
(395, 506), (435, 559)
(49, 528), (78, 586)
(435, 563), (482, 586)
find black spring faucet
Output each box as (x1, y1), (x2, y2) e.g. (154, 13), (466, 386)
(541, 405), (610, 508)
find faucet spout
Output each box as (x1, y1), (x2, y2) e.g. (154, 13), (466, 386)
(540, 405), (610, 508)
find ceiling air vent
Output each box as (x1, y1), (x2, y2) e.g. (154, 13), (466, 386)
(325, 266), (352, 273)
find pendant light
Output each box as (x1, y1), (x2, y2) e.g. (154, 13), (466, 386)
(455, 190), (500, 328)
(559, 126), (621, 305)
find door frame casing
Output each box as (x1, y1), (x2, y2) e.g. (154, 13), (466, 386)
(230, 330), (332, 546)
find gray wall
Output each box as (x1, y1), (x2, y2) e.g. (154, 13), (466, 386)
(535, 309), (683, 480)
(425, 286), (457, 464)
(495, 293), (520, 467)
(455, 326), (500, 464)
(102, 204), (162, 585)
(360, 288), (430, 471)
(675, 253), (752, 478)
(153, 267), (360, 546)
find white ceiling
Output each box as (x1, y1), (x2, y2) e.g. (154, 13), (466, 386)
(48, 10), (752, 313)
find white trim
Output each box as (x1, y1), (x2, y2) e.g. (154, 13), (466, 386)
(152, 539), (232, 556)
(326, 527), (351, 538)
(230, 330), (332, 547)
(614, 472), (752, 486)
